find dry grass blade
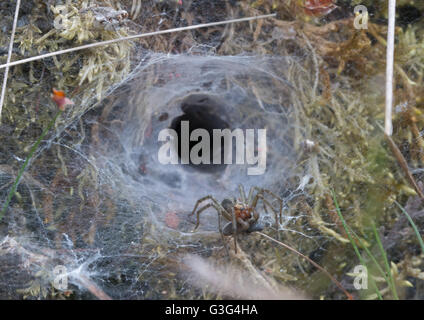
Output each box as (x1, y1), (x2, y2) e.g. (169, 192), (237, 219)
(0, 13), (276, 71)
(385, 133), (424, 199)
(0, 0), (21, 122)
(385, 0), (396, 135)
(256, 231), (353, 300)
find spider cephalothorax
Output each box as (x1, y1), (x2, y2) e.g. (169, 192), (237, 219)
(234, 202), (253, 220)
(189, 185), (283, 253)
(220, 199), (260, 236)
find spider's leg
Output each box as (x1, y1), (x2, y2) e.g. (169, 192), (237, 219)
(208, 197), (233, 222)
(190, 196), (234, 252)
(189, 195), (214, 217)
(236, 216), (251, 231)
(251, 192), (261, 211)
(253, 187), (283, 224)
(264, 189), (283, 225)
(213, 204), (229, 256)
(238, 185), (247, 203)
(256, 194), (280, 229)
(261, 197), (268, 215)
(191, 202), (214, 232)
(247, 186), (254, 206)
(231, 207), (238, 254)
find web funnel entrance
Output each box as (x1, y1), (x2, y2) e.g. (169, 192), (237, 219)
(1, 53), (310, 299)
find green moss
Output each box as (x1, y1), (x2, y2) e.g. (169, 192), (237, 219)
(1, 0), (424, 299)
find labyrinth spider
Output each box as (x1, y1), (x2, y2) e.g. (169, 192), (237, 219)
(189, 185), (283, 253)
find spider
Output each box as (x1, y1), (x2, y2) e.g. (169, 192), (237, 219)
(189, 185), (283, 253)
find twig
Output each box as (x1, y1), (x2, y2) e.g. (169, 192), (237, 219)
(385, 0), (396, 136)
(74, 274), (112, 300)
(0, 14), (276, 71)
(384, 133), (424, 199)
(255, 231), (353, 300)
(375, 120), (424, 198)
(0, 0), (21, 122)
(229, 242), (276, 294)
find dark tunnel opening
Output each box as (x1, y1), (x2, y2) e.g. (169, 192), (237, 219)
(170, 94), (230, 174)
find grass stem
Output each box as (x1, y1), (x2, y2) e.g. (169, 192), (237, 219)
(371, 221), (399, 300)
(331, 190), (383, 299)
(0, 110), (63, 222)
(394, 200), (424, 254)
